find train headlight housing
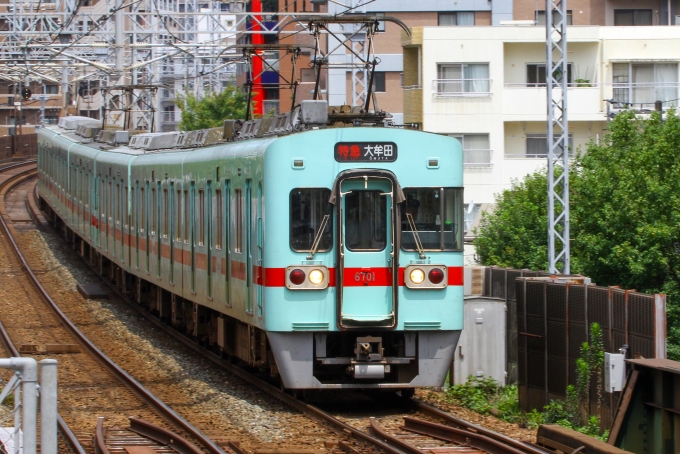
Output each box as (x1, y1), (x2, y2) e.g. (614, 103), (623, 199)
(309, 269), (325, 285)
(405, 265), (448, 289)
(409, 268), (425, 284)
(285, 265), (329, 290)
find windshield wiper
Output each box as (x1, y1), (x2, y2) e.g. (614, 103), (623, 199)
(307, 214), (330, 260)
(406, 213), (426, 259)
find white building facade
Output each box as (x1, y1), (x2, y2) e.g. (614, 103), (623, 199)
(403, 25), (680, 261)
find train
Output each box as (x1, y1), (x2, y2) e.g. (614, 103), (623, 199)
(37, 101), (464, 394)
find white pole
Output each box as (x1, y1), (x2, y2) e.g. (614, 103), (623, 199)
(0, 358), (38, 454)
(40, 359), (58, 454)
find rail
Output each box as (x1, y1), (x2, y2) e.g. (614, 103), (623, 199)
(0, 163), (227, 454)
(0, 161), (86, 454)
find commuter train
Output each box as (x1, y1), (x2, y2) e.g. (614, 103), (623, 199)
(37, 101), (464, 393)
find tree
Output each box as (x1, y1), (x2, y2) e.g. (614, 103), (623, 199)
(474, 110), (680, 359)
(571, 110), (680, 359)
(473, 169), (551, 271)
(174, 85), (248, 131)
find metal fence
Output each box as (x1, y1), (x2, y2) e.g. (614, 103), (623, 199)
(483, 267), (666, 426)
(0, 134), (38, 158)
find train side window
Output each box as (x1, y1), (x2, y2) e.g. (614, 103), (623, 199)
(131, 183), (136, 231)
(198, 189), (205, 246)
(215, 189), (223, 249)
(184, 190), (189, 243)
(163, 188), (169, 238)
(106, 181), (113, 222)
(289, 188), (332, 252)
(151, 187), (156, 235)
(175, 188), (182, 241)
(401, 187), (464, 251)
(116, 183), (121, 225)
(234, 189), (242, 253)
(140, 187), (146, 233)
(124, 186), (129, 229)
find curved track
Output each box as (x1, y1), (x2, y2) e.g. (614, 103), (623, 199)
(31, 166), (549, 453)
(0, 161), (225, 453)
(6, 158), (552, 454)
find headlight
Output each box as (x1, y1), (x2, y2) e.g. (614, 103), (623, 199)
(289, 269), (306, 285)
(309, 269), (324, 285)
(410, 268), (425, 284)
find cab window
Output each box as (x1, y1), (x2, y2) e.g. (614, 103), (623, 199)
(290, 188), (332, 252)
(401, 187), (463, 251)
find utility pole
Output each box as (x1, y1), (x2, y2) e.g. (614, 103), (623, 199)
(546, 0), (570, 275)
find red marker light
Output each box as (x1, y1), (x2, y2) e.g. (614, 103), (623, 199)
(289, 269), (306, 285)
(428, 268), (445, 285)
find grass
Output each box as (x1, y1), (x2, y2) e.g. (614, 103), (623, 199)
(444, 375), (609, 441)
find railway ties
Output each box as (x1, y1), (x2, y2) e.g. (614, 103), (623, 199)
(0, 161), (231, 454)
(370, 416), (543, 454)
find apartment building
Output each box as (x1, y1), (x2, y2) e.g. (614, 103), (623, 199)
(402, 25), (680, 262)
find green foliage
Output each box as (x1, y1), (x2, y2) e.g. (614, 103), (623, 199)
(174, 85), (249, 131)
(2, 394), (14, 407)
(474, 110), (680, 359)
(446, 375), (522, 422)
(473, 169), (551, 270)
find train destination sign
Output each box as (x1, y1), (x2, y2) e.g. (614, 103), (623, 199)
(334, 142), (398, 162)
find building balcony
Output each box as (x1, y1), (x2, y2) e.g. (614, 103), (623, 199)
(432, 79), (492, 97)
(610, 82), (680, 111)
(160, 111), (176, 122)
(463, 149), (493, 168)
(502, 84), (603, 121)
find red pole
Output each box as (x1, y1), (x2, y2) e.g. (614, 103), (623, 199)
(251, 0), (264, 116)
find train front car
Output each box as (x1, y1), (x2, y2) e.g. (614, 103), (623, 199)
(264, 127), (464, 391)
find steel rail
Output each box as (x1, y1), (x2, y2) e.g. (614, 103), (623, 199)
(0, 163), (87, 454)
(402, 416), (533, 454)
(0, 165), (228, 454)
(32, 167), (541, 454)
(72, 242), (405, 454)
(413, 400), (547, 454)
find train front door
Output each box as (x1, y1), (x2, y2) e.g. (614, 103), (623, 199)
(337, 173), (399, 328)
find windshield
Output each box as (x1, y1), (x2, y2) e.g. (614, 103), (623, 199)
(290, 188), (332, 252)
(401, 187), (463, 251)
(345, 190), (387, 251)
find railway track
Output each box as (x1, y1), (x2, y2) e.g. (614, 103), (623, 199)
(0, 161), (226, 453)
(2, 160), (549, 454)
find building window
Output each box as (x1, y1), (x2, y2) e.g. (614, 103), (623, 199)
(375, 12), (385, 32)
(372, 72), (386, 92)
(526, 63), (573, 86)
(448, 134), (492, 168)
(614, 9), (652, 26)
(45, 116), (58, 124)
(439, 12), (475, 26)
(521, 134), (574, 158)
(44, 85), (58, 94)
(536, 10), (573, 26)
(436, 63), (490, 95)
(613, 63), (678, 108)
(162, 106), (175, 122)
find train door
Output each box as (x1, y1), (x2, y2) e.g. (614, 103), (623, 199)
(337, 176), (397, 328)
(206, 180), (212, 298)
(256, 182), (263, 316)
(190, 181), (196, 293)
(245, 179), (252, 313)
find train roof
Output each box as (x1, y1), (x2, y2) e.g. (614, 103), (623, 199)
(40, 100), (423, 157)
